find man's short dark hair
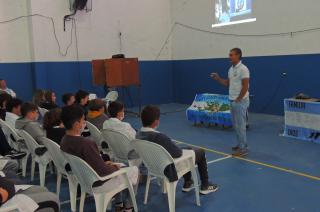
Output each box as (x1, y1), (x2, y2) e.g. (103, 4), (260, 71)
(88, 99), (105, 111)
(62, 93), (74, 105)
(108, 101), (124, 118)
(75, 90), (89, 103)
(141, 105), (160, 127)
(6, 98), (23, 112)
(61, 105), (84, 130)
(230, 48), (242, 59)
(21, 102), (38, 118)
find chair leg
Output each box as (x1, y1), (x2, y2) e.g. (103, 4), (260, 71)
(124, 174), (138, 212)
(31, 159), (35, 181)
(79, 192), (86, 212)
(49, 162), (54, 174)
(166, 181), (177, 212)
(67, 177), (78, 212)
(162, 179), (167, 194)
(144, 175), (151, 204)
(93, 193), (107, 212)
(21, 154), (29, 177)
(39, 163), (47, 187)
(190, 159), (201, 206)
(56, 172), (62, 196)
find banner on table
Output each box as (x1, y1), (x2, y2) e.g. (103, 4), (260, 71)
(283, 99), (320, 144)
(186, 93), (232, 126)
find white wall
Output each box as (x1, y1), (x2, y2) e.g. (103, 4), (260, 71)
(171, 0), (320, 60)
(0, 0), (172, 62)
(0, 0), (32, 62)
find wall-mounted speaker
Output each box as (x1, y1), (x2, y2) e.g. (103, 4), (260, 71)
(69, 0), (92, 12)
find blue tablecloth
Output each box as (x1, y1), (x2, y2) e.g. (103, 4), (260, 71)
(283, 98), (320, 144)
(186, 93), (232, 126)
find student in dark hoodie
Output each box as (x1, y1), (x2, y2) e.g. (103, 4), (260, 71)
(60, 104), (138, 212)
(43, 108), (65, 145)
(40, 90), (59, 110)
(136, 105), (219, 195)
(15, 103), (45, 144)
(75, 90), (89, 115)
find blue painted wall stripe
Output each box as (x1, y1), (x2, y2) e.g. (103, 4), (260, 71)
(1, 53), (319, 115)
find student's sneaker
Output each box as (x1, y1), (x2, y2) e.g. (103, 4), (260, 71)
(182, 180), (194, 192)
(5, 150), (27, 160)
(200, 183), (219, 195)
(232, 149), (249, 157)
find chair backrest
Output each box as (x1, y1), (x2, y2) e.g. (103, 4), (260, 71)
(101, 129), (132, 162)
(132, 139), (174, 179)
(0, 119), (22, 144)
(86, 121), (103, 147)
(41, 137), (68, 174)
(38, 107), (48, 117)
(63, 152), (100, 193)
(105, 91), (118, 102)
(17, 129), (41, 154)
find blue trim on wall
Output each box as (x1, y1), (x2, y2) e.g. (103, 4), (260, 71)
(1, 53), (319, 115)
(0, 60), (174, 107)
(173, 54), (320, 115)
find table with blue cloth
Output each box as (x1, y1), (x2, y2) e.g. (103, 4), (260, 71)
(186, 93), (232, 127)
(283, 98), (320, 144)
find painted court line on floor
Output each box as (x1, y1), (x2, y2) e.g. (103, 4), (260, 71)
(174, 140), (320, 181)
(207, 156), (232, 164)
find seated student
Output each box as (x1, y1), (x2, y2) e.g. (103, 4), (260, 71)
(103, 101), (136, 140)
(87, 99), (108, 130)
(136, 105), (219, 195)
(0, 93), (12, 120)
(15, 103), (45, 144)
(0, 79), (16, 97)
(5, 98), (23, 129)
(60, 105), (138, 212)
(40, 91), (59, 110)
(62, 93), (75, 106)
(32, 89), (46, 107)
(43, 108), (65, 145)
(0, 176), (60, 212)
(75, 90), (89, 115)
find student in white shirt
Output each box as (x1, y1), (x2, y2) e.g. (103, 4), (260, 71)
(0, 80), (16, 98)
(5, 98), (23, 129)
(103, 101), (136, 140)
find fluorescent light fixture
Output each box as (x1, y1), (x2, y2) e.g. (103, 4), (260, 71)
(212, 18), (256, 28)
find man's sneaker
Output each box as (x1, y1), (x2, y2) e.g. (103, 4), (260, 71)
(200, 183), (219, 195)
(232, 146), (240, 151)
(182, 180), (194, 192)
(232, 149), (249, 157)
(5, 150), (27, 160)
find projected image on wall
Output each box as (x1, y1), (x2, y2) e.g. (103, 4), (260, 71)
(213, 0), (256, 27)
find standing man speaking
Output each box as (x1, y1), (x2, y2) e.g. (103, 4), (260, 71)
(211, 48), (250, 157)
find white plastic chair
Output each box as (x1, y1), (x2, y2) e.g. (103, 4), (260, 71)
(132, 139), (200, 212)
(104, 90), (118, 108)
(41, 137), (78, 212)
(63, 152), (138, 212)
(0, 119), (29, 177)
(17, 130), (52, 186)
(86, 121), (111, 155)
(101, 129), (141, 167)
(38, 107), (48, 117)
(0, 205), (19, 212)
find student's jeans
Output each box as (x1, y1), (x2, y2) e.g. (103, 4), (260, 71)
(231, 98), (250, 150)
(183, 148), (209, 187)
